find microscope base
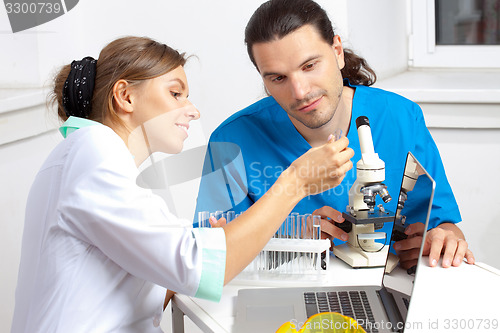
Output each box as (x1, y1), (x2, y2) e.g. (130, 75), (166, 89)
(333, 243), (389, 268)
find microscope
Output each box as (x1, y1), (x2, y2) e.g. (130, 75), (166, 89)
(392, 156), (419, 242)
(333, 116), (395, 268)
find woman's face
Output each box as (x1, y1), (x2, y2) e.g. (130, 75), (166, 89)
(128, 65), (200, 156)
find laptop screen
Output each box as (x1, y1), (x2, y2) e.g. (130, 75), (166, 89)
(381, 152), (436, 328)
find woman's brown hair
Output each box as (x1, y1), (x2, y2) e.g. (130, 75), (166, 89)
(51, 36), (187, 126)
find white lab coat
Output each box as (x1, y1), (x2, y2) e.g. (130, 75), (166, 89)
(12, 124), (226, 332)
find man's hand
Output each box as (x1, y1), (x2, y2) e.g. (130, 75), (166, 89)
(311, 206), (349, 242)
(393, 222), (425, 269)
(424, 223), (475, 267)
(393, 222), (475, 269)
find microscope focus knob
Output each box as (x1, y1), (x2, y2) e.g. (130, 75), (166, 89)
(334, 220), (352, 233)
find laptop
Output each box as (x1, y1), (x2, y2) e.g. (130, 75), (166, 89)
(234, 152), (435, 333)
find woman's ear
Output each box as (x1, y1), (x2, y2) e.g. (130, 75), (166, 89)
(113, 79), (134, 114)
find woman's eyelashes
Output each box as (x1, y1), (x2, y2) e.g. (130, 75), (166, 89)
(170, 91), (183, 100)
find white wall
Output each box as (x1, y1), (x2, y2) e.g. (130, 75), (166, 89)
(1, 1), (499, 332)
(345, 0), (409, 79)
(0, 129), (61, 329)
(429, 128), (500, 268)
(0, 0), (356, 131)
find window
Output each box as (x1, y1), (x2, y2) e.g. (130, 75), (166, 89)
(410, 0), (500, 68)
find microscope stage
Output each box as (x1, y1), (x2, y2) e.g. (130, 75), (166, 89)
(342, 210), (394, 225)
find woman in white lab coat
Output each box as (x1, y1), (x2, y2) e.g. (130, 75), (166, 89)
(11, 36), (354, 332)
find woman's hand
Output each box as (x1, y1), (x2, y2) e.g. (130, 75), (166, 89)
(221, 134), (353, 285)
(283, 136), (354, 198)
(209, 216), (227, 228)
(163, 289), (176, 310)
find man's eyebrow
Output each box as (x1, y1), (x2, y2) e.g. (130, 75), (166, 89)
(261, 55), (321, 79)
(262, 71), (282, 79)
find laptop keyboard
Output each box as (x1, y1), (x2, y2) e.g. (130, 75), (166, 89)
(304, 291), (378, 333)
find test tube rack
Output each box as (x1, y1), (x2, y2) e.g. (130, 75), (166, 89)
(198, 211), (331, 283)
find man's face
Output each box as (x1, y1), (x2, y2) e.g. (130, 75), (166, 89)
(252, 24), (345, 130)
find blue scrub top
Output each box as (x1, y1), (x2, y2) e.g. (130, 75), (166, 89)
(195, 81), (461, 239)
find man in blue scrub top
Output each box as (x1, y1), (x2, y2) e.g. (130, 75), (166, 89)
(195, 0), (474, 269)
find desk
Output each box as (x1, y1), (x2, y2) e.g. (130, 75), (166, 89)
(171, 257), (500, 333)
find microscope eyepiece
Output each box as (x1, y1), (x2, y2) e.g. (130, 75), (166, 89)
(356, 116), (370, 128)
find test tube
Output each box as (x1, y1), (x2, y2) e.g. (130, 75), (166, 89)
(333, 128), (343, 141)
(312, 215), (322, 270)
(276, 218), (285, 271)
(301, 214), (312, 272)
(291, 212), (299, 238)
(287, 215), (295, 273)
(263, 249), (268, 272)
(294, 213), (303, 273)
(301, 214), (312, 239)
(297, 214), (306, 272)
(280, 216), (286, 273)
(300, 214), (307, 239)
(226, 211), (235, 223)
(198, 211), (210, 228)
(291, 214), (296, 273)
(312, 215), (321, 240)
(209, 212), (216, 227)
